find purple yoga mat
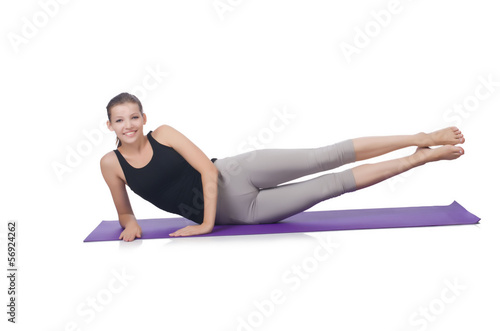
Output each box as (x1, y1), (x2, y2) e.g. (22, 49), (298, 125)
(84, 201), (480, 242)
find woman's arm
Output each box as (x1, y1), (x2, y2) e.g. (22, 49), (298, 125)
(100, 152), (142, 241)
(153, 125), (219, 237)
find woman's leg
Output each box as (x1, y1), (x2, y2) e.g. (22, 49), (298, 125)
(219, 126), (464, 188)
(253, 169), (356, 223)
(214, 140), (357, 224)
(351, 145), (464, 189)
(220, 139), (357, 189)
(251, 145), (464, 224)
(216, 127), (465, 224)
(352, 127), (464, 161)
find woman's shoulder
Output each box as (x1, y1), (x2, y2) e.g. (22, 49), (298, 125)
(100, 150), (119, 169)
(151, 124), (174, 147)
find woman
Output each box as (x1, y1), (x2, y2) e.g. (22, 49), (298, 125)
(100, 92), (465, 241)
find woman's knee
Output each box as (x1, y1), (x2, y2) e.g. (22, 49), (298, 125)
(315, 140), (357, 170)
(328, 169), (357, 197)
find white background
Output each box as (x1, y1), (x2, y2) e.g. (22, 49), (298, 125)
(1, 0), (499, 330)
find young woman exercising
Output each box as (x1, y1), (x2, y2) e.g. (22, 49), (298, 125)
(100, 92), (465, 241)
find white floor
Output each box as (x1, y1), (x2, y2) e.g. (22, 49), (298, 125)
(3, 200), (498, 331)
(2, 1), (500, 330)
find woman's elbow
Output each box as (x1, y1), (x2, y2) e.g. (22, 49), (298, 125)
(202, 162), (219, 181)
(209, 163), (219, 178)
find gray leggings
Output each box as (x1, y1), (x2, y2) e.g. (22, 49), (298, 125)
(213, 139), (358, 225)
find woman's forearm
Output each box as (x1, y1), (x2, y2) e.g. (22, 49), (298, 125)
(200, 166), (219, 229)
(118, 213), (138, 228)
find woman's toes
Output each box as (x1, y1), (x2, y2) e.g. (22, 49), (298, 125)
(450, 146), (464, 157)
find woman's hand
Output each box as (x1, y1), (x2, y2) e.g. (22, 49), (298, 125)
(169, 224), (213, 237)
(119, 222), (142, 242)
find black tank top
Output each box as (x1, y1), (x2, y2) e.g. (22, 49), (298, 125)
(113, 131), (216, 224)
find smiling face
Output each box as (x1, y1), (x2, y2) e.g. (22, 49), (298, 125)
(107, 102), (147, 145)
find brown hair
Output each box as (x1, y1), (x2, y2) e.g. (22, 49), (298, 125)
(106, 92), (144, 147)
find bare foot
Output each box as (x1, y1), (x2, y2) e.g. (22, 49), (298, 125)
(417, 127), (465, 147)
(409, 145), (464, 166)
